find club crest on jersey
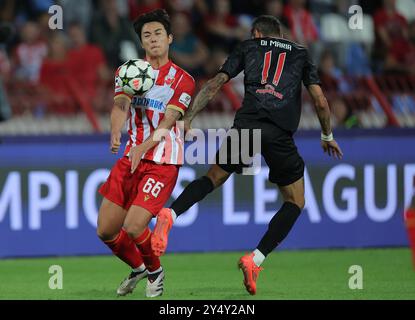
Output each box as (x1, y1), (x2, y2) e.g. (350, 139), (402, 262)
(164, 75), (175, 86)
(144, 195), (150, 202)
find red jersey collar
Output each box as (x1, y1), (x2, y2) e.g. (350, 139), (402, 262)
(144, 58), (172, 71)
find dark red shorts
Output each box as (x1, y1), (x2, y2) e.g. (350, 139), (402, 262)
(99, 157), (179, 215)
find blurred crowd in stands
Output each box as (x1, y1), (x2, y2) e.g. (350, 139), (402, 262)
(0, 0), (415, 132)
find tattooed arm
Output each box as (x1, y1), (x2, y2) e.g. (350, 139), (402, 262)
(307, 84), (343, 159)
(307, 84), (332, 135)
(183, 72), (229, 123)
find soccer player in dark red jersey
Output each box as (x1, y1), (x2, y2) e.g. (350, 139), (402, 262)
(97, 9), (195, 297)
(152, 15), (343, 295)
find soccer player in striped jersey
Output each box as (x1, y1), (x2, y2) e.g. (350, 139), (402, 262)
(97, 9), (195, 298)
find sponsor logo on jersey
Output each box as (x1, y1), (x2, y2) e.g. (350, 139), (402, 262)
(132, 97), (164, 111)
(144, 195), (150, 202)
(256, 84), (284, 99)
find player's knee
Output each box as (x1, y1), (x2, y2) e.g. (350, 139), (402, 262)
(284, 196), (305, 210)
(97, 227), (117, 242)
(297, 197), (305, 210)
(123, 223), (146, 240)
(206, 171), (227, 188)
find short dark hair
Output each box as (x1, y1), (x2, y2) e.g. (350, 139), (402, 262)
(133, 9), (172, 42)
(251, 15), (281, 37)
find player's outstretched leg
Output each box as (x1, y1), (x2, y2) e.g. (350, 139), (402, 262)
(152, 208), (174, 257)
(239, 178), (305, 295)
(151, 175), (216, 256)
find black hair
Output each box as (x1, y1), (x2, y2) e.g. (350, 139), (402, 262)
(251, 15), (281, 37)
(133, 9), (172, 42)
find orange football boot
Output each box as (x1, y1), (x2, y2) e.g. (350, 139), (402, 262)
(151, 208), (173, 257)
(238, 253), (263, 295)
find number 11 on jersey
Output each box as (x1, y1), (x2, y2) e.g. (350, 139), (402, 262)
(261, 51), (287, 86)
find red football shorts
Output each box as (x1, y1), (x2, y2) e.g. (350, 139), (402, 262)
(99, 157), (179, 215)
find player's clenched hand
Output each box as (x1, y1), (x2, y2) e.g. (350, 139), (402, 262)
(184, 119), (192, 133)
(110, 132), (121, 154)
(321, 140), (343, 159)
(183, 119), (196, 139)
(129, 145), (145, 174)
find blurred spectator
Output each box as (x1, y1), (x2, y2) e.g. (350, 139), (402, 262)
(264, 0), (291, 39)
(319, 50), (351, 94)
(0, 76), (11, 121)
(359, 0), (382, 16)
(170, 12), (208, 77)
(36, 12), (53, 41)
(30, 0), (54, 12)
(283, 0), (319, 46)
(0, 0), (51, 25)
(194, 0), (209, 15)
(373, 0), (410, 73)
(128, 0), (164, 20)
(230, 0), (262, 16)
(403, 21), (415, 74)
(91, 0), (138, 69)
(67, 22), (111, 101)
(39, 33), (77, 114)
(396, 0), (415, 23)
(205, 0), (245, 51)
(318, 50), (359, 128)
(58, 0), (93, 31)
(0, 23), (13, 79)
(201, 46), (241, 112)
(203, 46), (228, 77)
(168, 0), (195, 13)
(12, 21), (47, 82)
(0, 47), (11, 78)
(0, 41), (11, 121)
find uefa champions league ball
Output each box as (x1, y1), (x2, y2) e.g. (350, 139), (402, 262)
(117, 59), (155, 96)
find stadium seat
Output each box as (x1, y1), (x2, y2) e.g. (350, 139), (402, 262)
(349, 15), (374, 45)
(320, 14), (351, 42)
(396, 0), (415, 23)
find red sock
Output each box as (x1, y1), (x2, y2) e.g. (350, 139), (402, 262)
(104, 228), (144, 269)
(133, 227), (161, 272)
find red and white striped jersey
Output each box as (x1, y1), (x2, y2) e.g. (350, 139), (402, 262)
(114, 60), (195, 165)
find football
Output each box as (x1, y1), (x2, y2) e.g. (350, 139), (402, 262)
(117, 59), (155, 96)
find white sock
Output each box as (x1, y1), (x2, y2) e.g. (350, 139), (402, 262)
(170, 208), (177, 223)
(252, 249), (265, 267)
(148, 266), (162, 274)
(132, 263), (146, 273)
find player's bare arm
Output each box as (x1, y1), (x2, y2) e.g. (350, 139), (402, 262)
(129, 107), (182, 173)
(110, 95), (131, 154)
(307, 84), (343, 160)
(183, 72), (229, 126)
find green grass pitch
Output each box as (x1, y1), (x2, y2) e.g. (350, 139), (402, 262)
(1, 248), (414, 300)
